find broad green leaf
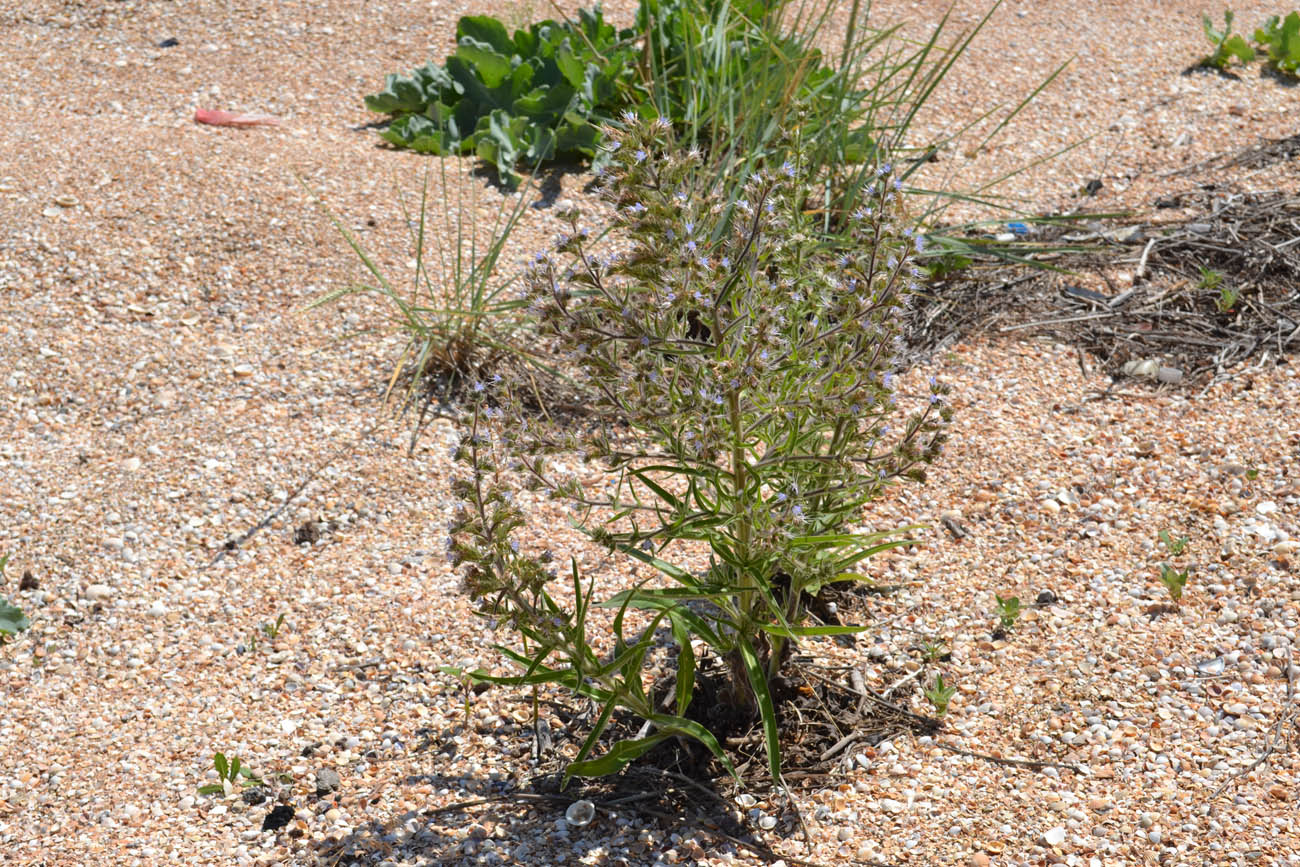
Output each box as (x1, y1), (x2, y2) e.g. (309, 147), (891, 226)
(0, 598), (29, 637)
(197, 784), (224, 795)
(457, 15), (514, 55)
(213, 753), (228, 781)
(457, 39), (513, 89)
(556, 47), (587, 89)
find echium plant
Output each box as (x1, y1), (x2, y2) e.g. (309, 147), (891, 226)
(449, 117), (951, 785)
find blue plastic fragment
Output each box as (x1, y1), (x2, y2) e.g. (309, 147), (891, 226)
(1007, 222), (1031, 236)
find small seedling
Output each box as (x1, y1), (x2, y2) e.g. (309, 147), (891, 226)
(918, 638), (949, 663)
(1215, 284), (1240, 313)
(1201, 10), (1256, 69)
(1254, 12), (1300, 75)
(923, 674), (958, 717)
(1197, 265), (1223, 292)
(261, 613), (287, 640)
(1245, 467), (1260, 481)
(1159, 530), (1190, 557)
(994, 594), (1022, 632)
(0, 554), (31, 646)
(198, 752), (262, 796)
(1159, 564), (1190, 604)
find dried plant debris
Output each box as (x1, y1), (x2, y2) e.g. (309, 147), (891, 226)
(911, 190), (1300, 382)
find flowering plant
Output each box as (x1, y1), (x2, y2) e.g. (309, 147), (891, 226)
(449, 118), (950, 784)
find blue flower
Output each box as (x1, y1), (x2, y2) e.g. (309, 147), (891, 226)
(640, 538), (655, 551)
(720, 256), (731, 268)
(781, 160), (795, 178)
(792, 505), (805, 522)
(685, 240), (697, 254)
(684, 221), (694, 235)
(634, 149), (648, 163)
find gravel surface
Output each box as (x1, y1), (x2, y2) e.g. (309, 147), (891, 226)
(1, 1), (1297, 865)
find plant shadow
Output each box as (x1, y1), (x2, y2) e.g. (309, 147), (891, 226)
(304, 764), (756, 865)
(1180, 63), (1242, 79)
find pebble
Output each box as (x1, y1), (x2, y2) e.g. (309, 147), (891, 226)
(54, 194), (79, 208)
(233, 364), (256, 378)
(315, 768), (341, 796)
(1196, 657), (1225, 676)
(1148, 831), (1163, 844)
(147, 601), (167, 616)
(1044, 826), (1066, 846)
(86, 584), (115, 600)
(880, 799), (905, 814)
(123, 457), (142, 473)
(970, 855), (990, 867)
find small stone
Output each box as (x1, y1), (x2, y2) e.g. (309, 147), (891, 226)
(1196, 657), (1225, 676)
(147, 601), (167, 617)
(1268, 784), (1289, 801)
(1148, 830), (1162, 844)
(1088, 797), (1112, 813)
(1140, 665), (1161, 681)
(565, 799), (595, 827)
(233, 363), (256, 378)
(1043, 826), (1067, 847)
(86, 584), (115, 600)
(242, 787), (267, 806)
(54, 194), (79, 208)
(1274, 540), (1299, 557)
(757, 815), (777, 830)
(970, 855), (990, 867)
(1155, 366), (1183, 385)
(880, 799), (905, 814)
(123, 457), (142, 473)
(19, 570), (38, 591)
(1036, 589), (1057, 605)
(315, 768), (341, 797)
(837, 828), (853, 842)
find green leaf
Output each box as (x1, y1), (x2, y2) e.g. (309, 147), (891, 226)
(601, 589), (726, 648)
(565, 731), (671, 778)
(213, 753), (228, 781)
(457, 38), (513, 89)
(1223, 34), (1255, 65)
(555, 47), (587, 89)
(457, 15), (514, 55)
(736, 636), (782, 784)
(755, 622), (870, 638)
(647, 712), (738, 780)
(668, 615), (695, 716)
(229, 756), (241, 781)
(197, 784), (224, 795)
(0, 598), (29, 637)
(563, 697), (622, 788)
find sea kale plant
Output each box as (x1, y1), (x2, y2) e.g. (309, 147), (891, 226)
(448, 118), (950, 785)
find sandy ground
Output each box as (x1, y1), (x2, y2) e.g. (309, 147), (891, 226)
(0, 0), (1297, 865)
